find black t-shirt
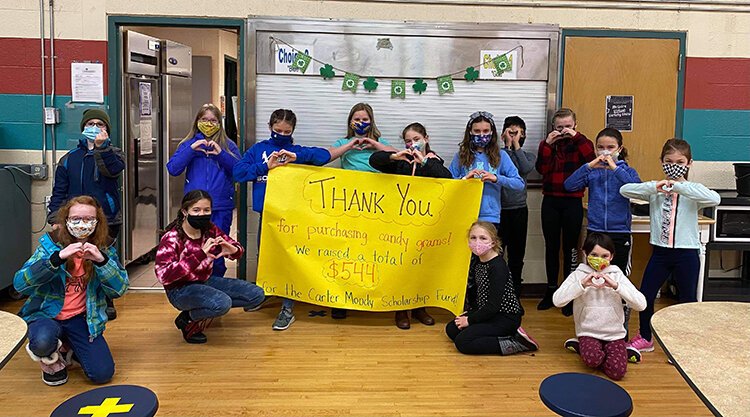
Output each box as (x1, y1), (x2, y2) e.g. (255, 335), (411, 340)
(466, 255), (523, 324)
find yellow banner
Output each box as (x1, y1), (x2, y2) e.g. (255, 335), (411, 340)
(257, 165), (482, 315)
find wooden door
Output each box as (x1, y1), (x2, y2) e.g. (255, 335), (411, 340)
(562, 35), (682, 286)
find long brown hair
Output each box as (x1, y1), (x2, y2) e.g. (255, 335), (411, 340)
(53, 195), (110, 282)
(660, 138), (692, 179)
(180, 103), (237, 158)
(346, 102), (381, 140)
(458, 114), (500, 169)
(164, 190), (214, 239)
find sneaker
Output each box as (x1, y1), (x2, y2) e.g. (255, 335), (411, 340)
(174, 311), (209, 344)
(564, 338), (580, 353)
(627, 332), (654, 352)
(626, 346), (642, 363)
(42, 366), (68, 386)
(498, 333), (535, 356)
(537, 289), (555, 310)
(516, 327), (539, 351)
(272, 308), (295, 331)
(244, 296), (271, 312)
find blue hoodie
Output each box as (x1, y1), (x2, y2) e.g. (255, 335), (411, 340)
(233, 137), (331, 213)
(48, 138), (125, 226)
(564, 160), (641, 233)
(448, 151), (524, 223)
(166, 133), (241, 211)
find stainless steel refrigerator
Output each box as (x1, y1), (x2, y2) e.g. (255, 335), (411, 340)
(122, 30), (193, 264)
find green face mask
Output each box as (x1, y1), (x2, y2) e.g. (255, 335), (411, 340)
(587, 255), (610, 271)
(197, 121), (220, 137)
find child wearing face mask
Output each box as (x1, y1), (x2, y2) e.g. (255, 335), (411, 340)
(370, 122), (452, 329)
(47, 108), (125, 321)
(620, 139), (720, 353)
(553, 233), (646, 380)
(329, 102), (398, 173)
(14, 196), (128, 386)
(167, 104), (241, 277)
(234, 109), (335, 330)
(155, 190), (264, 344)
(445, 221), (538, 356)
(499, 116), (536, 298)
(323, 103), (397, 320)
(535, 108), (596, 314)
(564, 128), (641, 338)
(448, 111), (524, 234)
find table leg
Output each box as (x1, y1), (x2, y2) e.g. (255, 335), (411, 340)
(697, 225), (710, 302)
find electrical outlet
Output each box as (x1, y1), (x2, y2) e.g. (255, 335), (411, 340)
(44, 195), (52, 209)
(31, 164), (48, 180)
(43, 107), (60, 125)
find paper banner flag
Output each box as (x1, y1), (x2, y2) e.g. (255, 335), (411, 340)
(342, 73), (360, 93)
(492, 54), (512, 75)
(437, 75), (454, 95)
(391, 80), (406, 99)
(291, 52), (312, 74)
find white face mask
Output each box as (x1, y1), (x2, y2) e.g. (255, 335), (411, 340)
(66, 218), (97, 239)
(597, 149), (620, 160)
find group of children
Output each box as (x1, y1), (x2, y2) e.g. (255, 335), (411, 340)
(13, 102), (719, 386)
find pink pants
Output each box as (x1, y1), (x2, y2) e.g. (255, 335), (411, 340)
(579, 336), (628, 380)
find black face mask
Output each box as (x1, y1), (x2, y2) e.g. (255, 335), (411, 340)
(186, 214), (212, 231)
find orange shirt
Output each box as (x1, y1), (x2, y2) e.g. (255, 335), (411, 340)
(55, 256), (88, 320)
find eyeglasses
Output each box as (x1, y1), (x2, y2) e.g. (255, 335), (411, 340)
(68, 216), (98, 223)
(85, 121), (107, 129)
(199, 118), (219, 123)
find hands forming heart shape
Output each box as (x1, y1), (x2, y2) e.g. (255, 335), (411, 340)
(191, 139), (221, 156)
(582, 272), (618, 290)
(655, 179), (675, 194)
(201, 236), (238, 260)
(267, 149), (297, 170)
(351, 138), (376, 150)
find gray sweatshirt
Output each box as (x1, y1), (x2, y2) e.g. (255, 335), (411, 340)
(500, 147), (536, 210)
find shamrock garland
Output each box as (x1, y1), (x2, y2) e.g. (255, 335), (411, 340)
(271, 36), (523, 99)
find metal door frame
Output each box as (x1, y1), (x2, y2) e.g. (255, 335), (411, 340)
(107, 16), (247, 276)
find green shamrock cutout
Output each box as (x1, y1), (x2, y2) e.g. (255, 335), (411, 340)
(319, 64), (335, 79)
(464, 67), (479, 82)
(363, 77), (379, 92)
(412, 79), (427, 94)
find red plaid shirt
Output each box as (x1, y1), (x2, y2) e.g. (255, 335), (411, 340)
(536, 132), (595, 197)
(155, 225), (244, 290)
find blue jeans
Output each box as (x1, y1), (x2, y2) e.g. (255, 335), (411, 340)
(257, 213), (294, 310)
(211, 208), (234, 278)
(165, 276), (265, 321)
(639, 245), (700, 341)
(27, 314), (114, 384)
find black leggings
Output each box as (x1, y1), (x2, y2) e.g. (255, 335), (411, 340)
(541, 196), (583, 289)
(500, 207), (528, 297)
(445, 314), (521, 355)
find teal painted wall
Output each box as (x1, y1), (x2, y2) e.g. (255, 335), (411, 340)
(682, 109), (750, 161)
(0, 94), (109, 150)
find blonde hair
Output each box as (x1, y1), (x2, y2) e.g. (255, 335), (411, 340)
(181, 103), (237, 158)
(468, 221), (502, 253)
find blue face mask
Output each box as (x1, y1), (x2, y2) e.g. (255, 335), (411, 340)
(470, 134), (492, 148)
(270, 131), (293, 144)
(351, 121), (371, 136)
(82, 126), (101, 142)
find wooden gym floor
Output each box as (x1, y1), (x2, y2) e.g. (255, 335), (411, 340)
(0, 293), (709, 417)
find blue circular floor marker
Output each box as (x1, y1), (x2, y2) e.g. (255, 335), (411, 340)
(539, 373), (632, 417)
(50, 385), (158, 417)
